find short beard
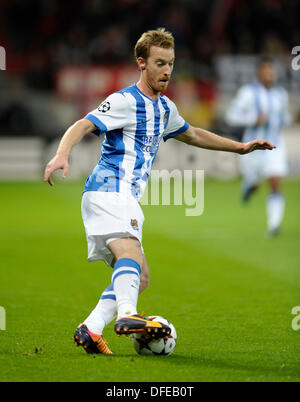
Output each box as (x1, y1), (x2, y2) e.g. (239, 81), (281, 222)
(145, 77), (161, 94)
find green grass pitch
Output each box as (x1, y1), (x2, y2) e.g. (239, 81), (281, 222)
(0, 179), (299, 382)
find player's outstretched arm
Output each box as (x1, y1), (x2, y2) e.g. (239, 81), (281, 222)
(44, 118), (96, 186)
(175, 126), (275, 154)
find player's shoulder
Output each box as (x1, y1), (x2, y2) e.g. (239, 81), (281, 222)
(272, 85), (289, 99)
(118, 83), (150, 100)
(233, 82), (258, 101)
(240, 82), (257, 94)
(106, 89), (130, 103)
(159, 94), (178, 112)
(101, 86), (135, 112)
(114, 84), (146, 106)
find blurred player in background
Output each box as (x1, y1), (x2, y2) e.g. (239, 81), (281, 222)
(226, 58), (291, 236)
(44, 29), (275, 355)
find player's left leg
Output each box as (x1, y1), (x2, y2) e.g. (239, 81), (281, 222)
(266, 176), (285, 236)
(74, 253), (151, 353)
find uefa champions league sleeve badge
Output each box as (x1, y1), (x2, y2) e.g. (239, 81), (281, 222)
(98, 101), (111, 113)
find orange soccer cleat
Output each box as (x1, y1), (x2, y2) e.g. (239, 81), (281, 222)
(73, 324), (113, 355)
(114, 314), (171, 339)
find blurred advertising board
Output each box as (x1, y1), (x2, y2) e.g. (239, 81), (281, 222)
(55, 64), (216, 128)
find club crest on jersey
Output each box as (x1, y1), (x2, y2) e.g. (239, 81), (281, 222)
(163, 111), (169, 128)
(98, 101), (110, 113)
(131, 219), (139, 231)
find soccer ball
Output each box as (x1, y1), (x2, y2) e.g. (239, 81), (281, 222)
(132, 316), (177, 356)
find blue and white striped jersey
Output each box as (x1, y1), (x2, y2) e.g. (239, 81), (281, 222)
(83, 83), (189, 200)
(226, 81), (291, 146)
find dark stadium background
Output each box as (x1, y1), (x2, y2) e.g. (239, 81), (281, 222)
(1, 0), (300, 136)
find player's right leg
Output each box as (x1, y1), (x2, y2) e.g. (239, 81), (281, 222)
(108, 238), (171, 339)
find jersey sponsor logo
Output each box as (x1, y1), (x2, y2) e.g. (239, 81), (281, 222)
(141, 135), (159, 153)
(130, 219), (139, 231)
(98, 101), (111, 113)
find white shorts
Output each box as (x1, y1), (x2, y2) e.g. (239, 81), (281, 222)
(81, 191), (144, 267)
(239, 142), (288, 186)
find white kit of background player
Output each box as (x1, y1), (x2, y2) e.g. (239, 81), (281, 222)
(226, 58), (291, 236)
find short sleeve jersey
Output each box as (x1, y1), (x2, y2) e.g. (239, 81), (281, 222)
(226, 81), (291, 147)
(83, 83), (189, 200)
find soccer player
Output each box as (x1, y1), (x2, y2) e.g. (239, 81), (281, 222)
(226, 58), (291, 236)
(44, 29), (275, 354)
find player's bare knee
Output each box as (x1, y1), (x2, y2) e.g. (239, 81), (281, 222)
(108, 237), (143, 267)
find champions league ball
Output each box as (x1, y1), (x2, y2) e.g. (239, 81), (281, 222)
(132, 316), (177, 356)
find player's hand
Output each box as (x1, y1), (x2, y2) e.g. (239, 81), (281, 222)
(239, 140), (276, 155)
(44, 154), (69, 186)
